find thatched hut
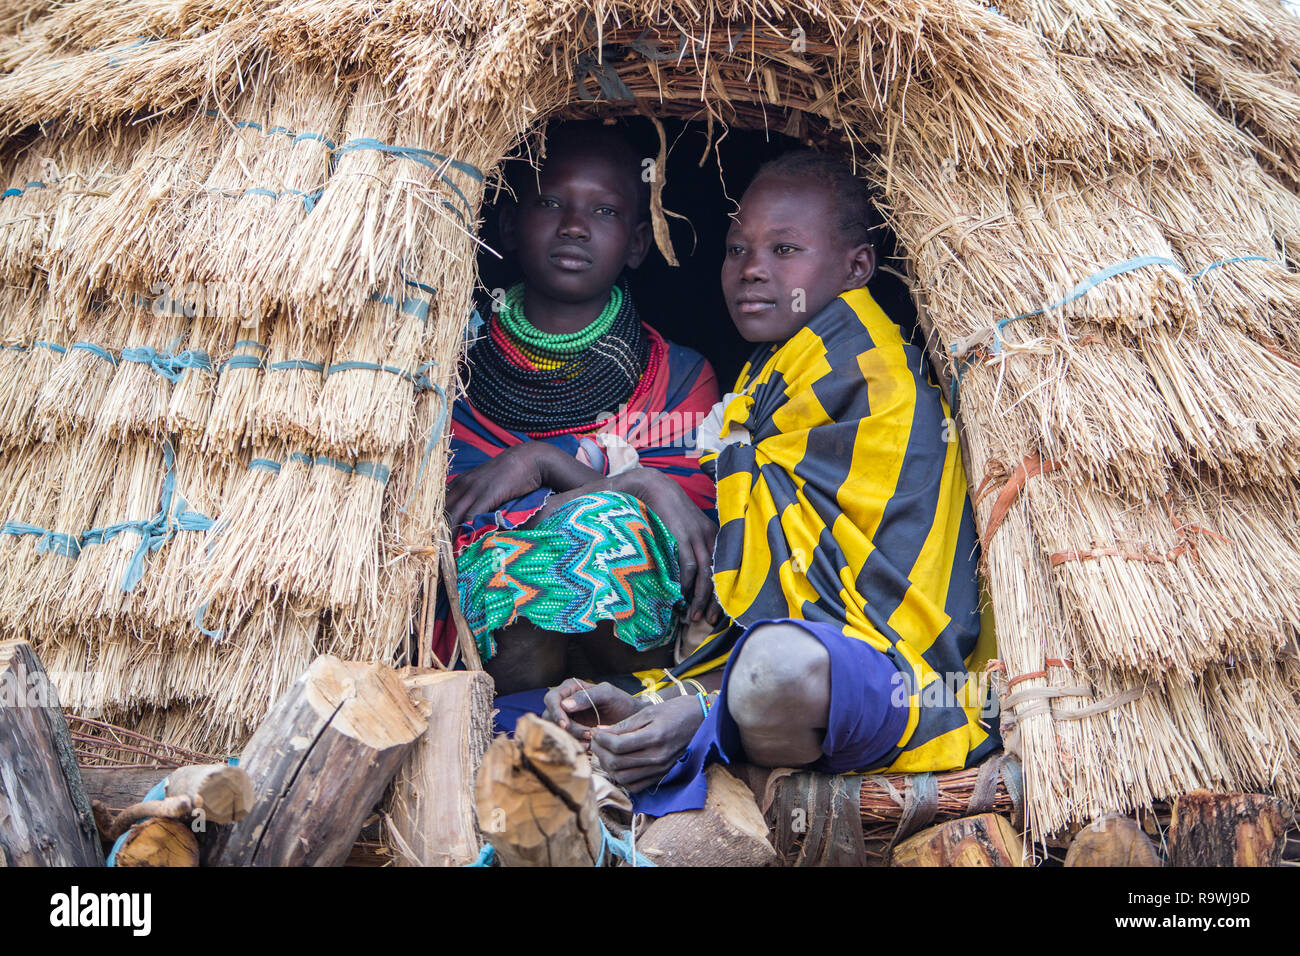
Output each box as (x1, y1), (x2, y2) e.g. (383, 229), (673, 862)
(1, 0), (1299, 843)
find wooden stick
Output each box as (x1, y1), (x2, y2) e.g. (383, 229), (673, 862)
(1169, 790), (1290, 867)
(113, 818), (200, 868)
(474, 713), (601, 867)
(385, 669), (494, 866)
(205, 655), (426, 867)
(107, 795), (194, 841)
(0, 639), (102, 866)
(636, 765), (777, 867)
(890, 814), (1025, 867)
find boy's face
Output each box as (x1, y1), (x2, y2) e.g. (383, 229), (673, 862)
(501, 148), (651, 305)
(721, 173), (876, 342)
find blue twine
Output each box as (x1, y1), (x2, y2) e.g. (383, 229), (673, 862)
(368, 291), (431, 321)
(326, 358), (435, 390)
(249, 458), (282, 474)
(354, 461), (391, 484)
(315, 455), (354, 475)
(464, 844), (495, 867)
(597, 820), (656, 867)
(1, 180), (45, 199)
(219, 345), (266, 372)
(288, 451), (314, 467)
(332, 137), (481, 223)
(268, 359), (325, 372)
(70, 341), (118, 366)
(948, 252), (1287, 413)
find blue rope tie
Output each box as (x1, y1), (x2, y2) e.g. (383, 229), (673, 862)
(332, 137), (482, 224)
(464, 844), (495, 867)
(354, 461), (391, 484)
(249, 458), (282, 474)
(325, 358), (436, 390)
(399, 376), (449, 514)
(70, 341), (118, 366)
(315, 456), (354, 475)
(1, 180), (46, 199)
(948, 252), (1287, 414)
(268, 359), (325, 372)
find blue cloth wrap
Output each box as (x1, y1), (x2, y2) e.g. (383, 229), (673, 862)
(632, 618), (909, 816)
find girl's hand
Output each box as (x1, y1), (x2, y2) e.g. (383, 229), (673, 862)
(446, 443), (600, 529)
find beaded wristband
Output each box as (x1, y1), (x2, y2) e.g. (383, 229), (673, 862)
(696, 692), (712, 718)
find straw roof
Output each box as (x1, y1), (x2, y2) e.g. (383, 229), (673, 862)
(1, 0), (1298, 842)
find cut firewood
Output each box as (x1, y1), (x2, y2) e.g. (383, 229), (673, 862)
(1064, 814), (1163, 867)
(385, 669), (494, 866)
(205, 655), (426, 867)
(1169, 790), (1290, 867)
(107, 795), (194, 841)
(114, 818), (200, 867)
(636, 765), (777, 867)
(81, 767), (170, 812)
(474, 713), (601, 867)
(0, 639), (102, 867)
(164, 764), (253, 826)
(890, 813), (1025, 867)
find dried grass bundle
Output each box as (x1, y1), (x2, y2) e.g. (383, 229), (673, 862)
(996, 0), (1193, 65)
(140, 447), (239, 632)
(60, 113), (223, 302)
(94, 303), (189, 441)
(32, 300), (128, 441)
(0, 441), (67, 633)
(17, 437), (117, 636)
(201, 326), (266, 457)
(261, 453), (354, 607)
(0, 19), (261, 136)
(164, 311), (226, 444)
(252, 313), (330, 447)
(206, 599), (319, 733)
(216, 64), (348, 317)
(309, 295), (429, 458)
(62, 437), (164, 628)
(1140, 321), (1300, 486)
(1200, 656), (1300, 802)
(0, 142), (58, 279)
(0, 277), (55, 449)
(283, 75), (398, 324)
(190, 441), (290, 615)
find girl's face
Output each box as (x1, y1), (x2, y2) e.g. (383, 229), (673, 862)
(721, 173), (875, 342)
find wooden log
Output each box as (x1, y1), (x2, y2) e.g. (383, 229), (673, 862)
(384, 669), (494, 866)
(635, 765), (777, 867)
(113, 818), (200, 867)
(474, 713), (601, 867)
(80, 766), (169, 811)
(165, 764), (252, 826)
(0, 639), (102, 867)
(890, 813), (1025, 867)
(107, 795), (194, 840)
(1064, 814), (1163, 867)
(1169, 790), (1289, 867)
(205, 655), (427, 867)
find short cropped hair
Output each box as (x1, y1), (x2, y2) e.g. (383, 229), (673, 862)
(506, 121), (651, 225)
(752, 150), (883, 250)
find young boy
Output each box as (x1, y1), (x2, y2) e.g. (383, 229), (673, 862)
(441, 123), (723, 701)
(544, 151), (998, 810)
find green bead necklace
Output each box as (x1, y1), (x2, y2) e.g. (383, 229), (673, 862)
(497, 281), (622, 358)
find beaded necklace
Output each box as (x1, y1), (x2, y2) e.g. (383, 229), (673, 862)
(466, 278), (651, 436)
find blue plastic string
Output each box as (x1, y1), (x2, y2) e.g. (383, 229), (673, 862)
(288, 451), (314, 467)
(220, 340), (266, 373)
(325, 358), (435, 390)
(332, 137), (481, 223)
(70, 341), (118, 366)
(268, 359), (325, 372)
(948, 253), (1286, 414)
(315, 456), (354, 475)
(399, 378), (449, 514)
(1, 180), (47, 199)
(354, 461), (391, 484)
(249, 458), (282, 474)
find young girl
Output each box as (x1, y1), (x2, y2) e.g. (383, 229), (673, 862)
(440, 123), (723, 700)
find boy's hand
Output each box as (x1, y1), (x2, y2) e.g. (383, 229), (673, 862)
(542, 678), (647, 739)
(589, 695), (706, 792)
(614, 468), (721, 626)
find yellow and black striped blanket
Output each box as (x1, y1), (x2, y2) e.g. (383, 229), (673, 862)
(701, 287), (999, 773)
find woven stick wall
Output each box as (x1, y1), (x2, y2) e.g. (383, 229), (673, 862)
(1, 0), (1299, 839)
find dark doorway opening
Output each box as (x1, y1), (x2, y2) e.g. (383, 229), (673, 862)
(474, 116), (920, 389)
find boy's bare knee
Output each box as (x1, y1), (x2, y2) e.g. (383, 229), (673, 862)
(726, 624), (830, 766)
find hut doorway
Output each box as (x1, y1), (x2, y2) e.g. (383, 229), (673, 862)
(473, 115), (923, 388)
